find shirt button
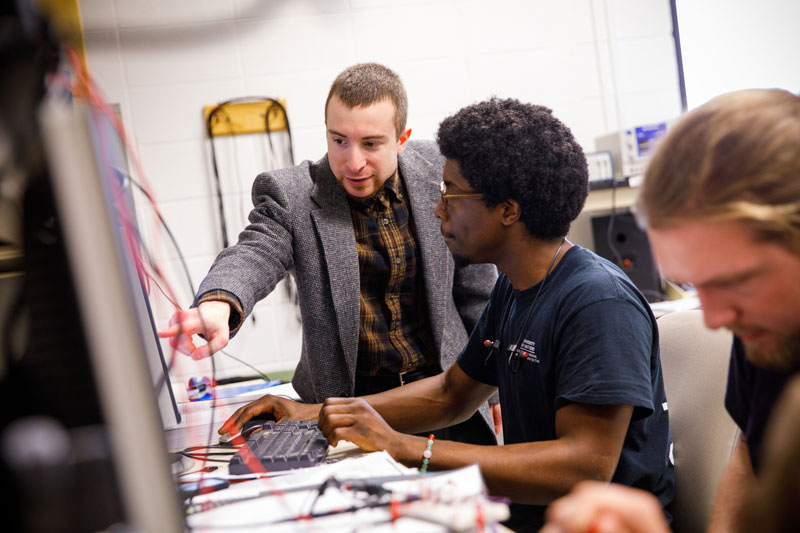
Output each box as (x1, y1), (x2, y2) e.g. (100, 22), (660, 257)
(383, 218), (390, 225)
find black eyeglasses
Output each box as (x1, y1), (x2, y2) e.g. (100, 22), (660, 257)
(439, 181), (483, 210)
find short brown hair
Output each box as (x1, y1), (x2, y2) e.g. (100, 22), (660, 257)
(637, 89), (800, 252)
(325, 63), (408, 138)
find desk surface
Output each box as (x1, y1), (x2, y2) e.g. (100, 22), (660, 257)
(165, 381), (299, 452)
(166, 384), (511, 531)
(184, 458), (509, 532)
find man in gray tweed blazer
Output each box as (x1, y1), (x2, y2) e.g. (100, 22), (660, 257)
(160, 63), (498, 444)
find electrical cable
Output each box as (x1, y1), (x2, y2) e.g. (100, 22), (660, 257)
(205, 97), (294, 249)
(217, 349), (272, 382)
(186, 477), (420, 527)
(606, 175), (624, 268)
(205, 98), (298, 329)
(64, 51), (296, 523)
(63, 49), (256, 496)
(123, 171), (196, 295)
(114, 169), (274, 382)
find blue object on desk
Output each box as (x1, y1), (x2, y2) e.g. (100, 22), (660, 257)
(178, 477), (229, 499)
(188, 379), (281, 401)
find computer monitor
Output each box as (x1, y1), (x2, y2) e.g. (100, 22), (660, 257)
(80, 100), (184, 431)
(39, 99), (184, 531)
(113, 167), (183, 430)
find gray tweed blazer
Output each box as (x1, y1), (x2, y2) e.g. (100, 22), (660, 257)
(197, 140), (497, 428)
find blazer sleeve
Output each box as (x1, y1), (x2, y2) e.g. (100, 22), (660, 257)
(452, 262), (497, 336)
(194, 167), (301, 333)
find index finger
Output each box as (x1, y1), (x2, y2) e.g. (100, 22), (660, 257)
(158, 311), (203, 338)
(218, 403), (253, 435)
(217, 397), (275, 435)
(157, 323), (182, 338)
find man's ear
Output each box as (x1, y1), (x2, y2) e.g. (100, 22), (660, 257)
(397, 128), (412, 155)
(500, 199), (522, 227)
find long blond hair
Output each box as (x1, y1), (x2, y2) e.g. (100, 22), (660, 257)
(636, 89), (800, 252)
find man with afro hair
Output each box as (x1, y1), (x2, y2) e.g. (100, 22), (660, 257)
(250, 98), (674, 531)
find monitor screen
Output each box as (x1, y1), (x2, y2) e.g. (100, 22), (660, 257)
(40, 99), (184, 531)
(112, 162), (182, 430)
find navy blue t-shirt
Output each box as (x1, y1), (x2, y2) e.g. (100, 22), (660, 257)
(725, 337), (799, 473)
(458, 246), (674, 531)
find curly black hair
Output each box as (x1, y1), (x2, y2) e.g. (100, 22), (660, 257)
(436, 98), (588, 240)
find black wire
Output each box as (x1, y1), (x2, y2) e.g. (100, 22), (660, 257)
(183, 445), (235, 452)
(180, 451), (235, 458)
(121, 171), (274, 383)
(186, 483), (418, 527)
(606, 176), (624, 268)
(180, 455), (231, 463)
(185, 476), (338, 516)
(263, 99), (294, 165)
(124, 173), (196, 296)
(218, 349), (273, 382)
(206, 97), (295, 249)
(256, 493), (417, 528)
(306, 477), (388, 518)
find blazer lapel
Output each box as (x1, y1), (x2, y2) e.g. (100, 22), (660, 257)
(310, 159), (360, 384)
(401, 151), (452, 357)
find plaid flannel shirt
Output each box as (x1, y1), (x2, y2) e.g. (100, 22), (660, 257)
(347, 172), (437, 376)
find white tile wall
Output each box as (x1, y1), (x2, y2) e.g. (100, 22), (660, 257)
(233, 0), (350, 20)
(351, 4), (464, 63)
(80, 0), (681, 379)
(137, 140), (211, 202)
(246, 69), (340, 128)
(237, 15), (355, 76)
(605, 0), (673, 40)
(127, 80), (247, 143)
(467, 45), (602, 105)
(154, 196), (224, 258)
(398, 60), (471, 117)
(289, 125), (328, 164)
(612, 36), (680, 94)
(119, 23), (242, 86)
(82, 31), (126, 98)
(463, 0), (595, 54)
(79, 0), (117, 30)
(114, 0), (235, 28)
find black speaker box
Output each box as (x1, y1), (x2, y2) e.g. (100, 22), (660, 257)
(591, 211), (663, 302)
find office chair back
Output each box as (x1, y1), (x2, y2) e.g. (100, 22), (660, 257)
(657, 309), (739, 533)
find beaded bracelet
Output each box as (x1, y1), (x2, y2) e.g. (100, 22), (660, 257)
(418, 434), (435, 473)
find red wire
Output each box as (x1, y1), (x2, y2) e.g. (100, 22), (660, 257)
(60, 46), (309, 518)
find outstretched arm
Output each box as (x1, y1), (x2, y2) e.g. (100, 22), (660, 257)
(218, 356), (493, 439)
(157, 300), (232, 360)
(355, 361), (497, 434)
(319, 364), (634, 505)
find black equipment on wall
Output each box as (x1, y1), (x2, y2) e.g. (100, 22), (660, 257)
(591, 210), (663, 303)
